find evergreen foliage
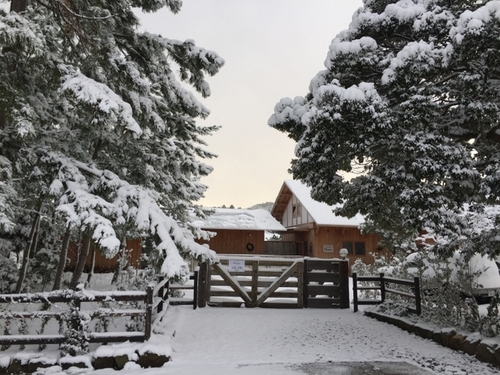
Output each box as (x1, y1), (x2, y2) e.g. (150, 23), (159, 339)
(0, 0), (223, 290)
(269, 0), (500, 257)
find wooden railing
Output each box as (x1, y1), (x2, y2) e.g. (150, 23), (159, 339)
(303, 258), (349, 309)
(199, 256), (303, 308)
(156, 271), (198, 313)
(0, 284), (154, 348)
(352, 272), (421, 315)
(198, 256), (350, 309)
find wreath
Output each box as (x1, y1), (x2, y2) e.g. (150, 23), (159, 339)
(246, 243), (254, 252)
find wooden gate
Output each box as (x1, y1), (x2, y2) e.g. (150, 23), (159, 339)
(303, 258), (349, 308)
(198, 256), (349, 309)
(198, 256), (302, 308)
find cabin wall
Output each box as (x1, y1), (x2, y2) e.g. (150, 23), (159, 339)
(197, 229), (265, 254)
(310, 226), (387, 265)
(66, 238), (142, 273)
(280, 226), (389, 269)
(277, 230), (310, 256)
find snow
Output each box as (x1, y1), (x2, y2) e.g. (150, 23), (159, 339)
(284, 180), (364, 227)
(2, 273), (500, 374)
(381, 41), (439, 84)
(452, 1), (500, 41)
(349, 0), (428, 36)
(405, 251), (500, 288)
(326, 36), (377, 61)
(192, 208), (286, 231)
(28, 305), (498, 374)
(59, 67), (143, 137)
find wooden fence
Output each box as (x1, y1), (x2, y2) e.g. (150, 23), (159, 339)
(264, 241), (299, 256)
(156, 272), (198, 313)
(303, 258), (349, 308)
(352, 272), (421, 315)
(198, 256), (349, 309)
(0, 285), (153, 348)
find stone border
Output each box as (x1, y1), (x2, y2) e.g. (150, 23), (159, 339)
(364, 310), (500, 369)
(0, 350), (170, 373)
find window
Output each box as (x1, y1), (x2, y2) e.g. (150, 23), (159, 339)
(341, 241), (366, 256)
(292, 203), (302, 218)
(342, 242), (353, 255)
(355, 242), (366, 255)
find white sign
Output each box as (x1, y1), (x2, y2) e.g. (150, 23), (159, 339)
(323, 244), (334, 253)
(228, 259), (246, 272)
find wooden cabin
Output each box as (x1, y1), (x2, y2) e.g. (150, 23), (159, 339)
(270, 180), (389, 266)
(66, 238), (142, 273)
(193, 208), (286, 255)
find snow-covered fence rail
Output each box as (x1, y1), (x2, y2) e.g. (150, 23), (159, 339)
(0, 284), (154, 348)
(352, 273), (421, 315)
(156, 271), (198, 313)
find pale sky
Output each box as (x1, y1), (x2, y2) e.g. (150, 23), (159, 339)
(139, 1), (364, 209)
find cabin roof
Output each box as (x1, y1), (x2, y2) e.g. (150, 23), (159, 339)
(271, 180), (364, 227)
(193, 208), (286, 231)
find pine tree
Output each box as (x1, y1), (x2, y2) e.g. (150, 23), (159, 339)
(0, 0), (222, 290)
(269, 0), (500, 256)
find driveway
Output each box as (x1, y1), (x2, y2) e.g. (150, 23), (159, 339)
(155, 307), (497, 375)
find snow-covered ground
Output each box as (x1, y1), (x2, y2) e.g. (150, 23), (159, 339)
(31, 304), (498, 375)
(1, 273), (498, 374)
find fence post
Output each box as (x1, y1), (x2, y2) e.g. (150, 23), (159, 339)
(72, 299), (81, 333)
(303, 258), (309, 308)
(251, 260), (259, 307)
(339, 260), (349, 309)
(197, 262), (208, 308)
(352, 272), (358, 313)
(380, 273), (385, 303)
(297, 260), (304, 308)
(193, 270), (198, 310)
(414, 276), (421, 315)
(157, 276), (164, 314)
(145, 283), (154, 341)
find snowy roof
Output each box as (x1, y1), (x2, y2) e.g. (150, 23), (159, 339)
(193, 208), (286, 231)
(273, 180), (364, 227)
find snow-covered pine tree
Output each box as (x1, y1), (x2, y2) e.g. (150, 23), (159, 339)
(0, 0), (222, 290)
(269, 0), (500, 257)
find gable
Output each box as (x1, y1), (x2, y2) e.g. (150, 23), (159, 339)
(271, 180), (364, 227)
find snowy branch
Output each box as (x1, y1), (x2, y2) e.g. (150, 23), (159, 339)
(47, 152), (217, 280)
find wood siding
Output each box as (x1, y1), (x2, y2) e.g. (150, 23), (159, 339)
(196, 229), (265, 255)
(279, 226), (389, 269)
(66, 238), (142, 272)
(282, 195), (314, 228)
(310, 226), (386, 266)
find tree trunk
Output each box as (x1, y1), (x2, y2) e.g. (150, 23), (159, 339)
(52, 226), (71, 291)
(111, 240), (127, 284)
(14, 216), (40, 293)
(69, 234), (91, 290)
(86, 242), (96, 285)
(15, 199), (42, 293)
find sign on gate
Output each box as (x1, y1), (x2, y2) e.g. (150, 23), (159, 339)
(228, 259), (246, 272)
